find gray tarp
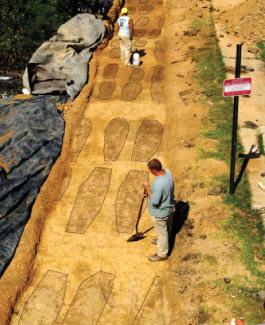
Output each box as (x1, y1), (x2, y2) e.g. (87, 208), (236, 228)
(0, 97), (64, 276)
(23, 14), (106, 99)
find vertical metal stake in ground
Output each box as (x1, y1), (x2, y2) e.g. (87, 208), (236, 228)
(229, 44), (242, 194)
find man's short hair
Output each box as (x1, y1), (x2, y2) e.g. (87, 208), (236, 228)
(147, 159), (162, 171)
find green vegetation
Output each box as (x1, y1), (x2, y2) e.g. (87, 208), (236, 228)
(257, 133), (265, 156)
(257, 41), (265, 61)
(0, 0), (61, 70)
(194, 16), (265, 323)
(0, 0), (108, 70)
(219, 276), (265, 324)
(201, 254), (218, 266)
(191, 19), (205, 32)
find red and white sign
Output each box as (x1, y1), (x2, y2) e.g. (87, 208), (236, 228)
(223, 78), (252, 97)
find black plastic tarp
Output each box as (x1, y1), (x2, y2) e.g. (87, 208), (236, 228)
(0, 97), (64, 276)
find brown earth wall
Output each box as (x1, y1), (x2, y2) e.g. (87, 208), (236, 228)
(0, 1), (122, 323)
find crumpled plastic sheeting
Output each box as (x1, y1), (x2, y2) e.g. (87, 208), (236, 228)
(0, 97), (64, 276)
(23, 14), (106, 99)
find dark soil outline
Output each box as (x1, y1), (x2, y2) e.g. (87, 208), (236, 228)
(66, 167), (112, 235)
(63, 271), (116, 324)
(104, 117), (130, 161)
(115, 169), (149, 234)
(71, 118), (92, 162)
(131, 119), (164, 162)
(19, 270), (68, 324)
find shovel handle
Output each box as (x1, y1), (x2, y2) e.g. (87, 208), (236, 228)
(135, 189), (146, 234)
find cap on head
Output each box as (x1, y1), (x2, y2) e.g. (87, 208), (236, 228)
(121, 7), (128, 14)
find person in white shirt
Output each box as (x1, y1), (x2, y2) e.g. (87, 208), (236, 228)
(117, 7), (133, 66)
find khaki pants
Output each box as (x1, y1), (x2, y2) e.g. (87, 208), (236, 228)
(119, 36), (132, 65)
(152, 215), (172, 258)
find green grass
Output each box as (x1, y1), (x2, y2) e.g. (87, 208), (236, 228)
(191, 18), (205, 31)
(257, 133), (265, 155)
(218, 276), (265, 325)
(201, 254), (218, 266)
(194, 16), (265, 323)
(257, 41), (265, 61)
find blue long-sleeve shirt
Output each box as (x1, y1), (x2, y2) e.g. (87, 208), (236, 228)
(148, 169), (175, 218)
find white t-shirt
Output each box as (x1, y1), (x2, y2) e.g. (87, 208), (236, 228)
(117, 16), (131, 37)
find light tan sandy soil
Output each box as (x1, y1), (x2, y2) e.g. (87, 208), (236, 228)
(0, 0), (264, 324)
(217, 0), (265, 42)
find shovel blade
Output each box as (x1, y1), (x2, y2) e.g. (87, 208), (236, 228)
(127, 232), (144, 242)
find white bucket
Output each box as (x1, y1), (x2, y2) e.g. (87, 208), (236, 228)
(22, 88), (31, 95)
(132, 52), (140, 66)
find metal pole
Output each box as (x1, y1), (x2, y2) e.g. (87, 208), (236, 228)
(229, 44), (242, 194)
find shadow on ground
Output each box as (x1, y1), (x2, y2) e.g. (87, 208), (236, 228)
(168, 201), (190, 256)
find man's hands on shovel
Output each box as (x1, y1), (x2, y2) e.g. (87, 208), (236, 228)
(143, 181), (150, 197)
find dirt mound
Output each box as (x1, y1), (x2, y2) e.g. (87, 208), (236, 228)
(220, 0), (265, 42)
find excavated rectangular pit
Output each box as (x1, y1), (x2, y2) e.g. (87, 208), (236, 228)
(104, 118), (129, 161)
(151, 65), (164, 82)
(116, 170), (148, 234)
(149, 29), (162, 39)
(150, 82), (164, 103)
(98, 81), (116, 100)
(103, 64), (119, 79)
(130, 68), (145, 81)
(109, 48), (120, 59)
(71, 118), (92, 162)
(134, 40), (148, 48)
(19, 270), (67, 324)
(66, 167), (112, 234)
(121, 82), (142, 101)
(134, 277), (164, 324)
(64, 272), (115, 324)
(139, 5), (154, 15)
(135, 17), (150, 28)
(132, 120), (163, 161)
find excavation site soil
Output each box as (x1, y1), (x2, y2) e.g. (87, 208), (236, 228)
(1, 0), (264, 324)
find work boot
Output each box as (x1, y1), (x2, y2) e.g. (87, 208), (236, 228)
(148, 254), (167, 262)
(151, 238), (157, 245)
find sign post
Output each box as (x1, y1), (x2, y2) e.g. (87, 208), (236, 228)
(231, 44), (241, 194)
(230, 44), (242, 194)
(223, 45), (252, 194)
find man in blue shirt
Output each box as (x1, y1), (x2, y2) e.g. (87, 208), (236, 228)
(144, 159), (175, 262)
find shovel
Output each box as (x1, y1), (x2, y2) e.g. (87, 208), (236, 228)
(127, 189), (146, 242)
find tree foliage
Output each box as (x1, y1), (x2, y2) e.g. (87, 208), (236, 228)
(0, 0), (110, 70)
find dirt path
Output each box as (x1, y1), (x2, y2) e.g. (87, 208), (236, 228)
(10, 1), (173, 324)
(212, 0), (246, 10)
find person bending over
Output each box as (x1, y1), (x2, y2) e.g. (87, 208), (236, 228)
(143, 159), (175, 262)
